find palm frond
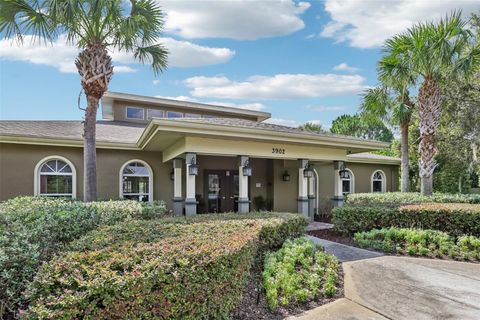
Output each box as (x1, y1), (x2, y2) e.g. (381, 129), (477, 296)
(134, 43), (168, 75)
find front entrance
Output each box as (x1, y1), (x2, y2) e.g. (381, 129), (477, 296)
(204, 170), (239, 212)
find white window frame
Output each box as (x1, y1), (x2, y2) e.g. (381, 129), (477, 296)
(185, 113), (201, 118)
(147, 108), (165, 120)
(126, 106), (145, 120)
(34, 155), (77, 198)
(166, 111), (184, 118)
(341, 169), (355, 195)
(371, 170), (386, 193)
(119, 159), (153, 202)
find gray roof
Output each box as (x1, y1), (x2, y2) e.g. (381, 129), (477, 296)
(0, 120), (145, 144)
(347, 152), (401, 162)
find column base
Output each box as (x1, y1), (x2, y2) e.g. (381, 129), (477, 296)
(308, 195), (315, 221)
(238, 197), (250, 213)
(185, 198), (197, 216)
(173, 197), (183, 216)
(297, 197), (309, 217)
(332, 196), (344, 207)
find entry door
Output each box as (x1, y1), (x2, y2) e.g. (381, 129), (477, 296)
(205, 170), (239, 212)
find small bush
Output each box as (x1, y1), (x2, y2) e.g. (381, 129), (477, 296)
(262, 237), (339, 310)
(332, 203), (480, 236)
(345, 192), (480, 206)
(0, 196), (167, 318)
(354, 227), (480, 261)
(24, 213), (307, 319)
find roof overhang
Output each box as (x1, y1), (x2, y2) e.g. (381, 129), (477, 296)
(346, 155), (401, 165)
(101, 91), (271, 122)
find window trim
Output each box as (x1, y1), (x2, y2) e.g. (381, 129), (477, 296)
(147, 108), (165, 120)
(166, 111), (184, 118)
(125, 106), (145, 120)
(341, 168), (355, 195)
(371, 170), (386, 193)
(119, 159), (154, 202)
(34, 155), (77, 199)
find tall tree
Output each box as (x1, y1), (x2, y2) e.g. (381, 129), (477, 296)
(0, 0), (168, 201)
(381, 12), (478, 195)
(330, 114), (394, 142)
(300, 122), (324, 133)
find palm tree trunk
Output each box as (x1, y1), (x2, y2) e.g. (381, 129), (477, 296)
(75, 42), (113, 202)
(400, 122), (410, 192)
(84, 96), (98, 202)
(418, 77), (441, 196)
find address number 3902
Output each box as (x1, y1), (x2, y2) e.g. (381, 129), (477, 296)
(272, 148), (286, 154)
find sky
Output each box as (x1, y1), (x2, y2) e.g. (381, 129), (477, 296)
(0, 0), (478, 128)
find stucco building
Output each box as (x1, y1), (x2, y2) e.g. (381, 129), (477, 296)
(0, 92), (400, 218)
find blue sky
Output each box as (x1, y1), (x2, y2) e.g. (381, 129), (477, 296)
(0, 0), (478, 128)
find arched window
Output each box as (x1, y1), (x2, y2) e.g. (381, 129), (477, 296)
(119, 160), (153, 202)
(34, 156), (76, 198)
(371, 170), (386, 193)
(341, 169), (354, 195)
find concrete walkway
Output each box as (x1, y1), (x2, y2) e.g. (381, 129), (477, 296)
(292, 256), (480, 320)
(306, 222), (334, 232)
(307, 235), (383, 262)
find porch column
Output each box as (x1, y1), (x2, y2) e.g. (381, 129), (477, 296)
(173, 158), (183, 216)
(185, 153), (197, 216)
(297, 159), (309, 217)
(238, 155), (250, 213)
(333, 160), (344, 207)
(308, 175), (315, 221)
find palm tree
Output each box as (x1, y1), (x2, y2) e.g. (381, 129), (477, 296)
(0, 0), (168, 201)
(361, 85), (414, 192)
(380, 12), (478, 195)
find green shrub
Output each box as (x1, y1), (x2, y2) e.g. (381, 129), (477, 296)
(24, 213), (307, 319)
(262, 237), (339, 310)
(354, 227), (480, 261)
(332, 203), (480, 236)
(345, 192), (480, 206)
(0, 196), (167, 318)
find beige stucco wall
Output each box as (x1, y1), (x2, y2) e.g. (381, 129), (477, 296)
(0, 143), (399, 213)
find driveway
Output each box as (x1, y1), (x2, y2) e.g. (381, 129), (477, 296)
(293, 242), (480, 320)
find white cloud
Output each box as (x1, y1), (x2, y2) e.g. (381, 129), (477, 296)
(153, 80), (161, 85)
(162, 0), (310, 40)
(306, 105), (346, 112)
(113, 66), (136, 73)
(321, 0), (479, 48)
(155, 95), (199, 102)
(265, 118), (301, 127)
(183, 74), (366, 100)
(333, 62), (358, 73)
(0, 35), (235, 73)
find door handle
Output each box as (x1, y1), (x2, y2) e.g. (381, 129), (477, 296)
(222, 196), (226, 200)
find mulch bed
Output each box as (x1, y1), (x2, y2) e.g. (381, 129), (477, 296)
(231, 263), (344, 319)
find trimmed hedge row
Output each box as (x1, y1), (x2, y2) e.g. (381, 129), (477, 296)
(24, 213), (308, 319)
(332, 203), (480, 236)
(0, 197), (167, 318)
(354, 227), (480, 261)
(345, 192), (480, 206)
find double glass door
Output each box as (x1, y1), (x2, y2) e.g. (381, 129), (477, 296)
(205, 170), (239, 212)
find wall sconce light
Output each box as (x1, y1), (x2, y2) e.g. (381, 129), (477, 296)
(170, 169), (175, 181)
(242, 159), (252, 176)
(339, 164), (349, 179)
(303, 163), (314, 178)
(282, 171), (291, 181)
(188, 158), (199, 176)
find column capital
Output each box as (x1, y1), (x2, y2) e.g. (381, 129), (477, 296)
(333, 160), (345, 170)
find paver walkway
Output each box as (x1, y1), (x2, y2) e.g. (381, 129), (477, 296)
(291, 244), (480, 320)
(306, 235), (383, 262)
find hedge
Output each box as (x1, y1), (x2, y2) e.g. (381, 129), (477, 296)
(354, 227), (480, 261)
(24, 213), (308, 319)
(332, 203), (480, 236)
(345, 192), (480, 206)
(263, 237), (339, 310)
(0, 196), (167, 319)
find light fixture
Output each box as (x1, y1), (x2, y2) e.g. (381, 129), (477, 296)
(170, 169), (175, 181)
(282, 171), (291, 182)
(303, 163), (314, 178)
(339, 164), (349, 179)
(242, 159), (252, 176)
(188, 158), (199, 176)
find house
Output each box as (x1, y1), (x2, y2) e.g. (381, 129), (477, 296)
(0, 91), (400, 218)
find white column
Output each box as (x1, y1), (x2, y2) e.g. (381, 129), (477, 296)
(333, 161), (344, 207)
(298, 159), (309, 216)
(308, 174), (315, 221)
(172, 158), (183, 215)
(238, 155), (250, 213)
(185, 153), (197, 216)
